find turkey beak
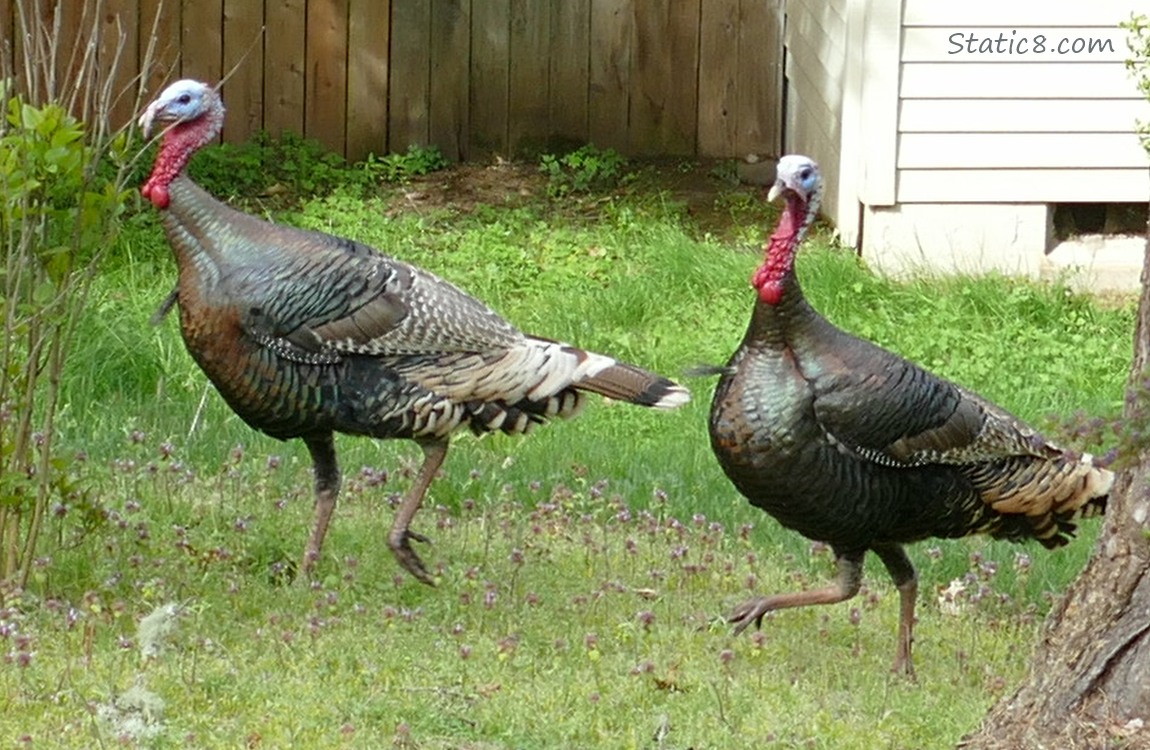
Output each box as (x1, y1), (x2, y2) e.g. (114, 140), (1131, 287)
(766, 180), (784, 203)
(138, 103), (159, 138)
(138, 100), (169, 138)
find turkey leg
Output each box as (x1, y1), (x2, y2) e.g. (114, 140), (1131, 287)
(729, 549), (865, 634)
(873, 543), (918, 678)
(386, 438), (447, 586)
(302, 432), (340, 577)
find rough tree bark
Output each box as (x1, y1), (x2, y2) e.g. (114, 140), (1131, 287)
(960, 221), (1150, 748)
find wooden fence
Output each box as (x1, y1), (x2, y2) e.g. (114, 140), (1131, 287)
(1, 0), (784, 162)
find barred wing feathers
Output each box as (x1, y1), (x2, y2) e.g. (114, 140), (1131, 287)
(806, 334), (1112, 529)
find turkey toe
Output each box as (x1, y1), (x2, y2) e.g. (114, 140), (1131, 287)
(404, 529), (431, 545)
(729, 597), (773, 635)
(388, 529), (435, 585)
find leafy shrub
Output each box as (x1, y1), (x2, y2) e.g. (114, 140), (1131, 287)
(539, 144), (627, 197)
(188, 130), (366, 201)
(0, 87), (134, 584)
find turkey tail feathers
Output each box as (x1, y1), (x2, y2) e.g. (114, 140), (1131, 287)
(524, 341), (690, 410)
(574, 359), (691, 410)
(683, 363), (737, 378)
(973, 451), (1113, 548)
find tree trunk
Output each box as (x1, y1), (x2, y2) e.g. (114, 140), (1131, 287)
(960, 226), (1150, 748)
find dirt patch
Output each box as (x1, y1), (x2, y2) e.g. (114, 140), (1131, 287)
(379, 157), (774, 243)
(384, 161), (548, 215)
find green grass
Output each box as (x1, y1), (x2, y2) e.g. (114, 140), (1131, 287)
(3, 159), (1135, 748)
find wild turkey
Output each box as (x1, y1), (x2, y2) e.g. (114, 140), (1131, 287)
(137, 80), (689, 584)
(707, 154), (1112, 676)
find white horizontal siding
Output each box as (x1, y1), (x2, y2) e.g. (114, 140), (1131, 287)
(894, 5), (1145, 204)
(897, 168), (1150, 203)
(902, 27), (1128, 62)
(850, 0), (1145, 272)
(900, 62), (1138, 99)
(898, 133), (1147, 169)
(899, 99), (1150, 133)
(902, 0), (1140, 27)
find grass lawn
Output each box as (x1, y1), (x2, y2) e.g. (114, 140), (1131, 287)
(1, 155), (1134, 748)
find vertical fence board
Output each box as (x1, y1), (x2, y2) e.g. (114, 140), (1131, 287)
(469, 0), (509, 156)
(429, 0), (469, 160)
(346, 0), (389, 160)
(736, 0), (782, 156)
(549, 0), (590, 148)
(264, 0), (306, 138)
(139, 0), (181, 99)
(631, 0), (699, 155)
(100, 0), (141, 129)
(508, 0), (548, 155)
(305, 0), (348, 154)
(181, 0), (223, 90)
(221, 0), (263, 143)
(388, 0), (429, 150)
(6, 0), (27, 94)
(9, 2), (93, 109)
(588, 0), (630, 151)
(697, 0), (738, 156)
(0, 0), (10, 81)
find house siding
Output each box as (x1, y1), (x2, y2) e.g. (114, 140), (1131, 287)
(895, 0), (1149, 204)
(843, 0), (1150, 287)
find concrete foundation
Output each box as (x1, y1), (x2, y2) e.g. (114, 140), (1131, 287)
(861, 202), (1144, 294)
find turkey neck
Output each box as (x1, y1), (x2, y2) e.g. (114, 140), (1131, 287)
(140, 94), (245, 291)
(743, 193), (817, 346)
(141, 96), (224, 210)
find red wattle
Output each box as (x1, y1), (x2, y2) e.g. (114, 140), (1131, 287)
(758, 281), (783, 305)
(141, 106), (222, 212)
(141, 179), (170, 209)
(751, 265), (771, 289)
(749, 195), (804, 306)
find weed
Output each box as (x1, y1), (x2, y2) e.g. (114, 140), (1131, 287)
(539, 144), (628, 197)
(360, 145), (449, 184)
(708, 159), (741, 185)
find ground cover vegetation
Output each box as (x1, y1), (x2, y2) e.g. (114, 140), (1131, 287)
(1, 120), (1136, 747)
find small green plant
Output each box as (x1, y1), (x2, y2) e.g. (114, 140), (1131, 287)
(539, 144), (627, 197)
(360, 144), (449, 184)
(708, 159), (740, 185)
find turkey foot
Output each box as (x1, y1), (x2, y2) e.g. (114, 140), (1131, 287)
(388, 527), (434, 585)
(729, 596), (781, 635)
(729, 551), (864, 635)
(385, 439), (448, 586)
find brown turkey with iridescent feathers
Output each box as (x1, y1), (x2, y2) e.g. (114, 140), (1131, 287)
(137, 80), (689, 584)
(707, 154), (1112, 677)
